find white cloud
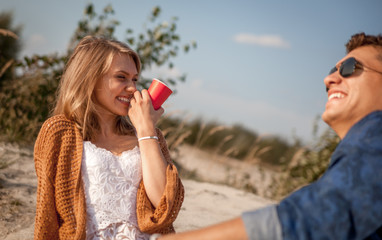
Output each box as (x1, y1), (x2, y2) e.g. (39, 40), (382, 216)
(30, 34), (46, 45)
(190, 78), (203, 88)
(142, 65), (182, 79)
(22, 33), (49, 56)
(26, 33), (47, 49)
(233, 33), (291, 49)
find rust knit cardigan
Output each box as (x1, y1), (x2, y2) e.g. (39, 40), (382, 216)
(34, 115), (184, 240)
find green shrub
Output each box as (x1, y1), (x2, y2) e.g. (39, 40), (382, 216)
(0, 4), (196, 145)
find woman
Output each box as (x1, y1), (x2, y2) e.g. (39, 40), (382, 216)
(33, 36), (184, 240)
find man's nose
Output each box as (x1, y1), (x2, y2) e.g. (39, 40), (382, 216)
(324, 72), (342, 92)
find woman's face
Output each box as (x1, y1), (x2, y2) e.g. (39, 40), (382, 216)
(94, 53), (138, 117)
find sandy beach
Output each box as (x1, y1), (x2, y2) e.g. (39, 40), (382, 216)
(0, 142), (274, 239)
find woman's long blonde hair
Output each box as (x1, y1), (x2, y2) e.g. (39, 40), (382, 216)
(53, 36), (141, 140)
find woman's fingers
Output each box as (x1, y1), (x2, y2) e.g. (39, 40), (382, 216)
(141, 89), (151, 101)
(133, 90), (142, 102)
(156, 107), (164, 115)
(131, 89), (153, 107)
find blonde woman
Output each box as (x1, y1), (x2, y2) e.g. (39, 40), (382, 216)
(34, 36), (184, 240)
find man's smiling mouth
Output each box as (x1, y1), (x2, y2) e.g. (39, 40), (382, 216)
(328, 92), (346, 101)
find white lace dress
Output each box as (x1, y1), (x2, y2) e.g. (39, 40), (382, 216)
(81, 141), (150, 240)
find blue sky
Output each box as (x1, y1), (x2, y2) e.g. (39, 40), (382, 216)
(2, 0), (382, 142)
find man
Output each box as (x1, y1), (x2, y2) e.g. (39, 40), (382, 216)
(152, 32), (382, 240)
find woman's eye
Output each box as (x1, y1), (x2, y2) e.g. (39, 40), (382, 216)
(132, 78), (138, 82)
(116, 75), (126, 80)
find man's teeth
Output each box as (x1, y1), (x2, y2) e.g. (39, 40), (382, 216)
(328, 92), (345, 101)
(118, 97), (130, 103)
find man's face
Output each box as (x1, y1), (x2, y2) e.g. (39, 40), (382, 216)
(322, 45), (382, 139)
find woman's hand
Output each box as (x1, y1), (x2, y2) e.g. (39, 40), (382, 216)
(129, 90), (168, 207)
(128, 89), (164, 137)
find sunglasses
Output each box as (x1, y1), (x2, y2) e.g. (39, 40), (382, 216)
(329, 57), (382, 78)
(329, 57), (362, 78)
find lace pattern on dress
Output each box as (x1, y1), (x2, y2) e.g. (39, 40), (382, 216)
(81, 141), (150, 240)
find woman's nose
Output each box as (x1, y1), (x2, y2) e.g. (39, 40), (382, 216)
(126, 81), (137, 91)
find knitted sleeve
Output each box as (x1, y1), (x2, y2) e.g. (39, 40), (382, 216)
(136, 128), (185, 234)
(33, 118), (61, 240)
(34, 115), (86, 240)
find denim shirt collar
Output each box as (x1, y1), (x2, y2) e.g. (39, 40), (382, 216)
(329, 110), (382, 167)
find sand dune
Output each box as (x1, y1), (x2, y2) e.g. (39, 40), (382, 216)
(0, 142), (273, 239)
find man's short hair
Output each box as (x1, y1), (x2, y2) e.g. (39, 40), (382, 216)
(346, 33), (382, 61)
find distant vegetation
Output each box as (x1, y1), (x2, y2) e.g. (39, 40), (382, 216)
(158, 115), (339, 199)
(0, 4), (339, 199)
(159, 116), (300, 166)
(0, 3), (196, 144)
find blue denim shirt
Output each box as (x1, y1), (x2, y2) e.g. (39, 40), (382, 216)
(242, 111), (382, 240)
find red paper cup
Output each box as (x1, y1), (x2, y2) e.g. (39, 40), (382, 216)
(148, 78), (173, 110)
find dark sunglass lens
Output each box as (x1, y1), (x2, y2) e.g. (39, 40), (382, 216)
(329, 67), (337, 75)
(340, 57), (356, 77)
